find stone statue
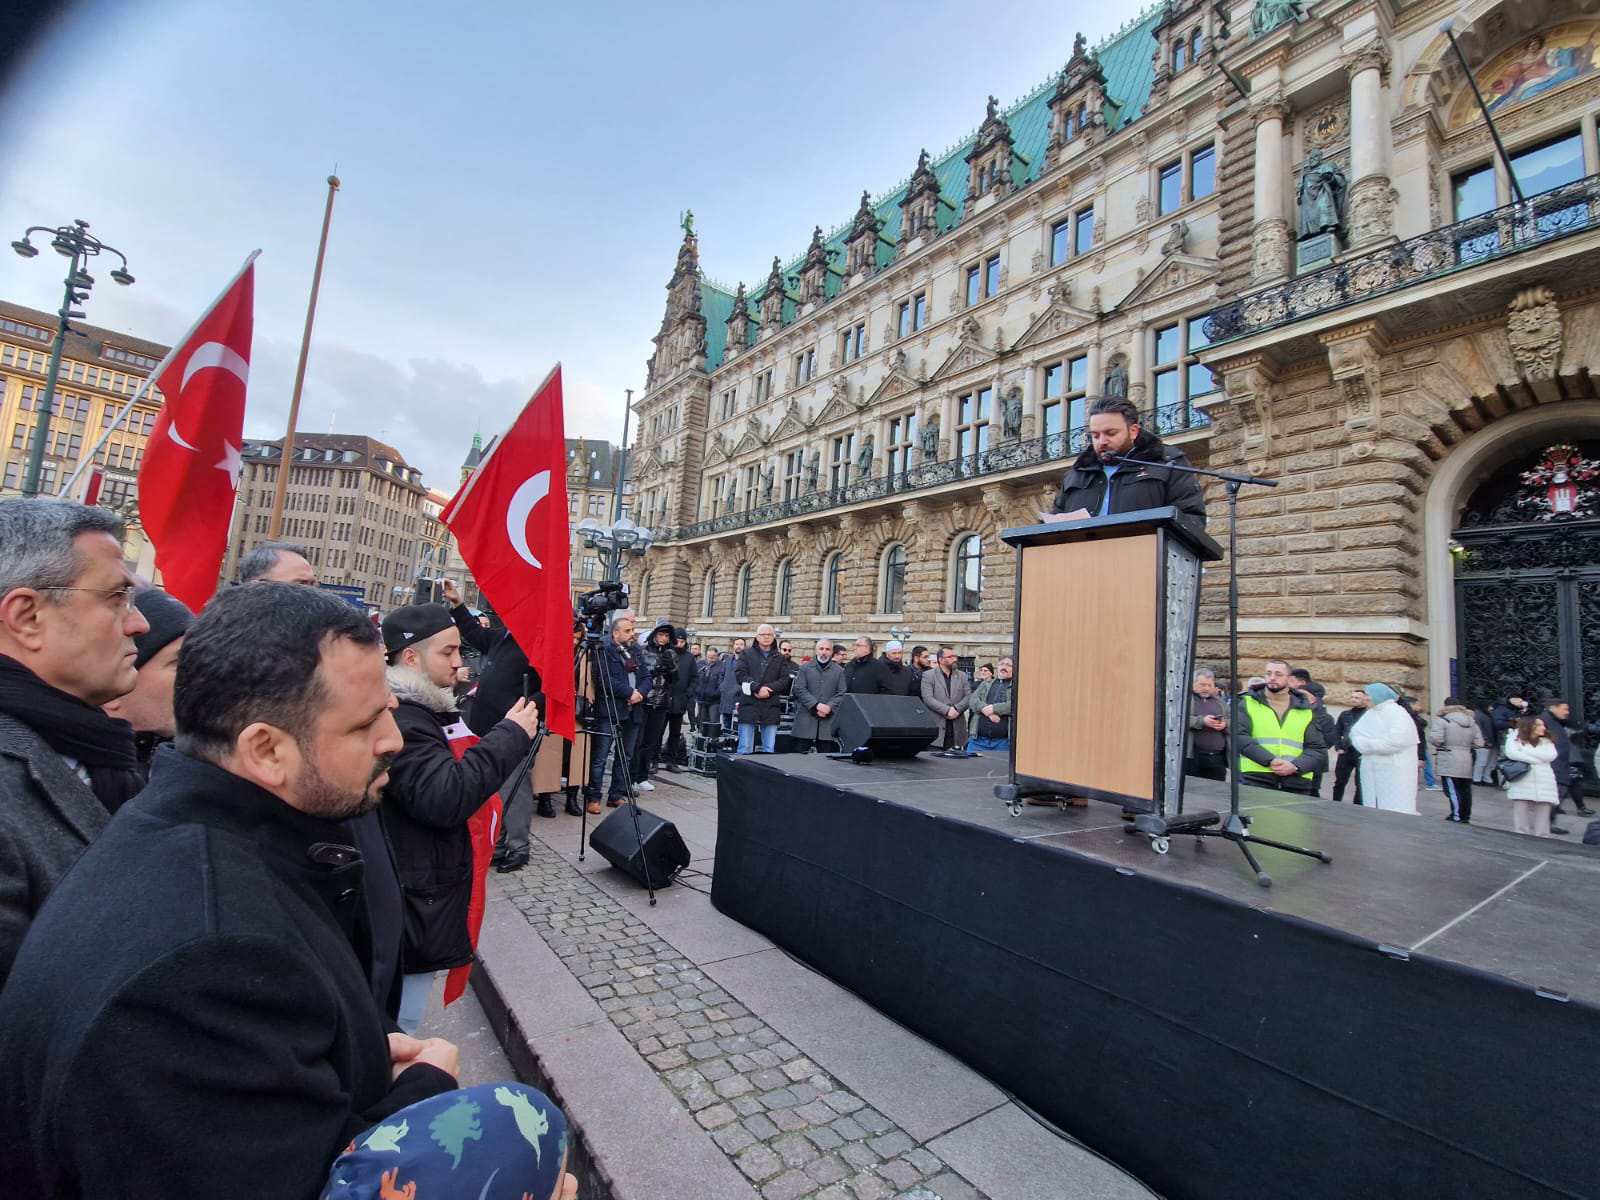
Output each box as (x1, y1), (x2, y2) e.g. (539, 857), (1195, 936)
(985, 95), (999, 122)
(1296, 150), (1347, 239)
(1072, 32), (1087, 59)
(762, 465), (775, 503)
(919, 419), (940, 460)
(681, 209), (695, 238)
(1104, 359), (1129, 398)
(856, 434), (875, 476)
(1250, 0), (1301, 38)
(807, 450), (820, 491)
(1002, 387), (1023, 440)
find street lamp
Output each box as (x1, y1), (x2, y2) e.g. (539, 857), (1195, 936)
(889, 625), (914, 645)
(10, 219), (135, 497)
(577, 513), (655, 582)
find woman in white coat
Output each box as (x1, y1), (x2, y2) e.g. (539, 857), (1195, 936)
(1348, 682), (1419, 813)
(1502, 715), (1561, 837)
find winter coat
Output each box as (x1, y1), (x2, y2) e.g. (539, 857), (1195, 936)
(922, 665), (973, 748)
(843, 654), (886, 695)
(1308, 703), (1338, 766)
(1428, 706), (1486, 779)
(1234, 684), (1329, 785)
(383, 666), (533, 973)
(670, 646), (696, 714)
(1503, 734), (1561, 805)
(696, 657), (728, 704)
(1491, 700), (1529, 737)
(969, 676), (1013, 740)
(0, 714), (111, 990)
(1334, 707), (1365, 756)
(1536, 709), (1575, 778)
(597, 637), (645, 727)
(1186, 691), (1227, 755)
(1049, 426), (1208, 525)
(641, 628), (678, 710)
(791, 658), (847, 741)
(0, 747), (456, 1198)
(452, 607), (546, 740)
(1349, 699), (1420, 813)
(735, 644), (792, 725)
(720, 649), (745, 715)
(879, 656), (921, 697)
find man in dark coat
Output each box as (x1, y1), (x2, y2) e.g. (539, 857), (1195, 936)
(1048, 396), (1208, 525)
(1332, 687), (1368, 804)
(695, 647), (727, 734)
(843, 634), (885, 694)
(1539, 696), (1595, 821)
(879, 641), (921, 697)
(664, 626), (695, 770)
(735, 624), (792, 754)
(791, 638), (846, 752)
(719, 636), (747, 731)
(1185, 667), (1228, 781)
(587, 614), (646, 807)
(381, 603), (540, 1032)
(0, 583), (459, 1199)
(0, 499), (149, 987)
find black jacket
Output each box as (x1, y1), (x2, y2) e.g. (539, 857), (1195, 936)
(452, 607), (546, 740)
(696, 657), (728, 704)
(1491, 699), (1528, 737)
(843, 655), (885, 695)
(0, 748), (455, 1199)
(734, 644), (792, 725)
(596, 636), (645, 726)
(383, 666), (532, 972)
(1050, 426), (1208, 525)
(879, 656), (920, 697)
(1334, 707), (1365, 756)
(1537, 709), (1574, 775)
(1234, 684), (1329, 790)
(670, 646), (696, 714)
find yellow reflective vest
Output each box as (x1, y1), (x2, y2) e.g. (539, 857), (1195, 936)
(1239, 695), (1314, 780)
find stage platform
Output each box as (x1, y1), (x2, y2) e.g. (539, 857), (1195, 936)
(711, 751), (1600, 1200)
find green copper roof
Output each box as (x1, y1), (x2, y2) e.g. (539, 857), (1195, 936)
(700, 7), (1164, 372)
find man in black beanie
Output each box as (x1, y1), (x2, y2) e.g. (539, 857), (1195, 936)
(103, 587), (193, 777)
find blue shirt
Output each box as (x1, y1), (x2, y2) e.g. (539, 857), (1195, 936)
(1098, 463), (1121, 516)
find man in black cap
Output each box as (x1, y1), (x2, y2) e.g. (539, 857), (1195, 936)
(103, 587), (193, 778)
(381, 603), (541, 1032)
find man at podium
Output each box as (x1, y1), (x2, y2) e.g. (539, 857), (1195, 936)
(1047, 397), (1208, 526)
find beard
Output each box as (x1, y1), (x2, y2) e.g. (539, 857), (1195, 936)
(296, 749), (395, 821)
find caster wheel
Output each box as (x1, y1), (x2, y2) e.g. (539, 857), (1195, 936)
(1152, 836), (1170, 855)
(1008, 802), (1023, 818)
(1318, 853), (1333, 864)
(1257, 873), (1272, 888)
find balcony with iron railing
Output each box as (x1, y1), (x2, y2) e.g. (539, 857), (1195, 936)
(658, 400), (1212, 543)
(1203, 172), (1600, 348)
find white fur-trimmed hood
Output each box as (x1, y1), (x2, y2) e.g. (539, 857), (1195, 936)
(386, 664), (457, 714)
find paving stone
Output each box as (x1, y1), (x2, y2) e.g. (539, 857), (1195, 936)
(736, 1144), (784, 1184)
(855, 1106), (893, 1135)
(714, 1074), (754, 1099)
(808, 1151), (851, 1186)
(700, 1059), (735, 1083)
(876, 1157), (923, 1190)
(771, 1133), (817, 1169)
(868, 1131), (914, 1159)
(846, 1170), (894, 1200)
(762, 1169), (817, 1200)
(840, 1142), (878, 1170)
(744, 1114), (780, 1141)
(823, 1091), (866, 1115)
(806, 1125), (845, 1152)
(711, 1124), (757, 1156)
(647, 1047), (688, 1070)
(830, 1116), (866, 1142)
(732, 1094), (766, 1117)
(918, 1173), (982, 1200)
(696, 1102), (739, 1131)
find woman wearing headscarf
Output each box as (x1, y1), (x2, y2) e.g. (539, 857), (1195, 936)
(1502, 715), (1561, 837)
(1348, 682), (1419, 813)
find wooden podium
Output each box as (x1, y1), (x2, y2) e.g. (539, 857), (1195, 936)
(997, 507), (1221, 817)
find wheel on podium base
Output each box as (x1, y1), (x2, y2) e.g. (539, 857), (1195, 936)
(1008, 801), (1023, 818)
(1151, 836), (1170, 855)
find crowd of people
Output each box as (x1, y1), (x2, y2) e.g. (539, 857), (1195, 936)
(1186, 658), (1598, 838)
(0, 499), (575, 1200)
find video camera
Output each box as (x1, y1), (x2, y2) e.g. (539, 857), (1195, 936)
(576, 580), (629, 636)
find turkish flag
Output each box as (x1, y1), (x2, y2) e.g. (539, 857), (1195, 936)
(442, 364), (575, 737)
(139, 256), (257, 611)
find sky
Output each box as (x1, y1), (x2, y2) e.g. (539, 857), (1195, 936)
(0, 0), (1146, 496)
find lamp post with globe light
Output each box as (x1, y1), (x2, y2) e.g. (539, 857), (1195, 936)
(575, 514), (654, 589)
(10, 219), (135, 497)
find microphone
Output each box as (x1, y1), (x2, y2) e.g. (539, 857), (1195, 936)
(1100, 453), (1124, 465)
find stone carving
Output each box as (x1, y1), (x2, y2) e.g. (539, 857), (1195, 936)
(890, 348), (910, 375)
(807, 450), (821, 491)
(1161, 219), (1189, 254)
(1030, 249), (1045, 273)
(1104, 358), (1129, 397)
(856, 434), (876, 475)
(1002, 386), (1023, 440)
(919, 419), (940, 460)
(1506, 287), (1563, 382)
(1251, 0), (1301, 38)
(762, 465), (775, 503)
(1252, 218), (1291, 280)
(1296, 150), (1347, 239)
(1346, 177), (1396, 245)
(1134, 195), (1153, 224)
(1341, 40), (1391, 85)
(958, 314), (981, 343)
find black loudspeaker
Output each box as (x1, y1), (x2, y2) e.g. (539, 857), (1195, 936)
(588, 806), (690, 887)
(832, 694), (939, 758)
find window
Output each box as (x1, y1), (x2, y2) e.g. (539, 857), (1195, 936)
(1173, 36), (1188, 73)
(794, 346), (816, 384)
(1050, 206), (1095, 266)
(783, 449), (805, 501)
(955, 388), (992, 460)
(742, 464), (760, 511)
(886, 411), (918, 477)
(775, 558), (793, 616)
(703, 570), (718, 618)
(1191, 145), (1216, 200)
(736, 563), (752, 618)
(753, 369), (773, 406)
(830, 433), (853, 491)
(823, 552), (844, 616)
(897, 293), (927, 338)
(965, 254), (1001, 305)
(1151, 318), (1219, 426)
(952, 535), (982, 613)
(840, 323), (867, 363)
(1041, 355), (1089, 442)
(881, 544), (907, 613)
(1158, 160), (1183, 215)
(1158, 144), (1216, 215)
(587, 495), (607, 517)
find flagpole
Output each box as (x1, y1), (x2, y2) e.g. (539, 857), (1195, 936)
(267, 174), (340, 540)
(62, 250), (262, 499)
(612, 387), (633, 524)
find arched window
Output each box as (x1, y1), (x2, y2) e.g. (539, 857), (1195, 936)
(952, 535), (982, 613)
(881, 543), (907, 613)
(639, 572), (652, 615)
(702, 569), (718, 619)
(736, 563), (752, 618)
(823, 551), (844, 616)
(775, 557), (793, 616)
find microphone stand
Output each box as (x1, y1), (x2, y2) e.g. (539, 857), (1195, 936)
(1108, 454), (1331, 887)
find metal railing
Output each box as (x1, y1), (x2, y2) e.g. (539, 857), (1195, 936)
(1203, 172), (1600, 345)
(661, 401), (1212, 542)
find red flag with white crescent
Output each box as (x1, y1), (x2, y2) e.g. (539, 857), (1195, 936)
(138, 257), (257, 611)
(442, 365), (576, 738)
(439, 717), (501, 1007)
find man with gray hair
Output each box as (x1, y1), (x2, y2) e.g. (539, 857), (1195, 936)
(238, 541), (316, 585)
(1186, 667), (1229, 780)
(734, 624), (791, 754)
(791, 638), (845, 753)
(0, 498), (150, 985)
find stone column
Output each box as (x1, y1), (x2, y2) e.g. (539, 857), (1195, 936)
(1249, 97), (1292, 282)
(1126, 328), (1148, 408)
(1344, 41), (1395, 248)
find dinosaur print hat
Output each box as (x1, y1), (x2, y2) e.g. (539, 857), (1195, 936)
(323, 1083), (570, 1200)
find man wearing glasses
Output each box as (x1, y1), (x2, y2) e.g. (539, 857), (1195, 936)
(238, 541), (317, 585)
(0, 499), (149, 986)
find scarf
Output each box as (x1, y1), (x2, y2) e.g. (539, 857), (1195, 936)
(0, 654), (142, 813)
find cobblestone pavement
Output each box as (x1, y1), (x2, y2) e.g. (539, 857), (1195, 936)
(495, 834), (987, 1200)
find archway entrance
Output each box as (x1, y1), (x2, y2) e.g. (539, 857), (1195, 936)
(1452, 440), (1600, 745)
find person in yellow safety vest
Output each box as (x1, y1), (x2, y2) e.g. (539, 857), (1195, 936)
(1234, 659), (1329, 794)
